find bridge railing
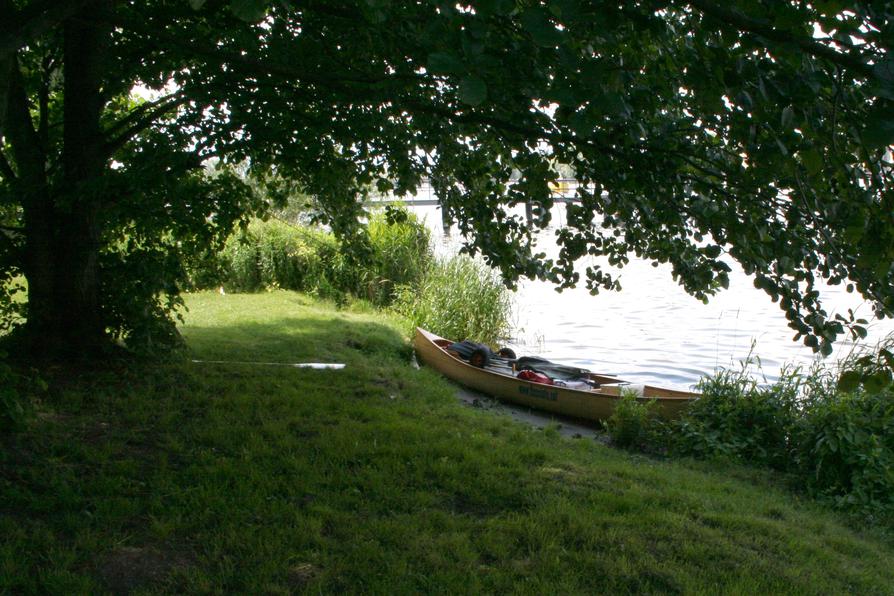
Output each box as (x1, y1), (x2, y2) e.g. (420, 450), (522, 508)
(367, 178), (585, 206)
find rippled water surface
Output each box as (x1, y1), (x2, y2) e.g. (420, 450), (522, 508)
(411, 204), (894, 390)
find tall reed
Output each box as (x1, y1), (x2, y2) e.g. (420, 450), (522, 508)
(392, 254), (512, 346)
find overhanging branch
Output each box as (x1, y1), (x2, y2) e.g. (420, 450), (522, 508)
(0, 149), (16, 182)
(685, 0), (875, 78)
(83, 11), (428, 91)
(104, 93), (191, 156)
(0, 0), (100, 59)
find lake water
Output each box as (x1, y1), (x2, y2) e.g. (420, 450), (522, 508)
(409, 204), (894, 390)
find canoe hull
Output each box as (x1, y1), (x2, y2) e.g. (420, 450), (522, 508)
(414, 327), (696, 422)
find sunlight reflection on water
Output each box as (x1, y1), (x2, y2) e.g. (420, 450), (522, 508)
(409, 204), (894, 390)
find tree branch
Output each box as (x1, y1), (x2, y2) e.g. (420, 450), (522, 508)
(103, 93), (191, 155)
(106, 91), (184, 136)
(86, 12), (426, 89)
(0, 149), (16, 182)
(397, 98), (629, 163)
(0, 0), (100, 59)
(685, 0), (875, 78)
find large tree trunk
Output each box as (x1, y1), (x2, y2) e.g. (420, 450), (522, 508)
(7, 9), (110, 358)
(51, 13), (108, 354)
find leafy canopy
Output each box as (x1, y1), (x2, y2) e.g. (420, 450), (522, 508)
(1, 0), (892, 355)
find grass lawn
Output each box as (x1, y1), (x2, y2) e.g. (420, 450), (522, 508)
(2, 290), (893, 594)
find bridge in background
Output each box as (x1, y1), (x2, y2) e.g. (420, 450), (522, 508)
(366, 179), (587, 229)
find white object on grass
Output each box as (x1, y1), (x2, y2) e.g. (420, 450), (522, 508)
(191, 360), (345, 369)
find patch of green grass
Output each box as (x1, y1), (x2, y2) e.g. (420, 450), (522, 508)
(2, 290), (893, 594)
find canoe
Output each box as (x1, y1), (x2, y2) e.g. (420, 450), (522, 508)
(414, 327), (698, 421)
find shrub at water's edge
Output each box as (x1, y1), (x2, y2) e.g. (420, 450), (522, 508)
(604, 389), (663, 451)
(674, 362), (803, 470)
(621, 350), (894, 518)
(794, 365), (894, 514)
(391, 254), (513, 346)
(361, 208), (432, 306)
(215, 220), (340, 296)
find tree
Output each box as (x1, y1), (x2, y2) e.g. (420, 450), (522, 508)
(1, 0), (892, 358)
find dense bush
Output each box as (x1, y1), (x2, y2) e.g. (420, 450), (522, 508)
(605, 390), (662, 451)
(797, 389), (894, 512)
(192, 209), (432, 307)
(392, 254), (512, 346)
(216, 220), (337, 294)
(645, 349), (894, 516)
(361, 209), (431, 305)
(673, 363), (802, 469)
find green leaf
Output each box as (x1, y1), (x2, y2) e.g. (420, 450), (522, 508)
(229, 0), (267, 22)
(880, 348), (894, 369)
(837, 370), (862, 393)
(703, 244), (722, 259)
(188, 0), (206, 9)
(780, 106), (794, 128)
(547, 86), (576, 105)
(872, 58), (894, 100)
(862, 104), (894, 148)
(427, 52), (464, 76)
(864, 370), (892, 394)
(461, 36), (485, 57)
(521, 8), (562, 47)
(569, 111), (596, 137)
(458, 77), (488, 106)
(600, 92), (628, 118)
(476, 0), (514, 16)
(799, 148), (823, 176)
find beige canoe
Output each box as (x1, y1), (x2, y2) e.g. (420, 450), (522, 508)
(414, 327), (698, 421)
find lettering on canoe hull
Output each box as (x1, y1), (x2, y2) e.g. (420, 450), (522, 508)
(518, 384), (558, 402)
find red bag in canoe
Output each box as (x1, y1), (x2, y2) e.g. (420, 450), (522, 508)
(517, 369), (553, 385)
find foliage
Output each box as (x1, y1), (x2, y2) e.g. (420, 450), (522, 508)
(2, 1), (894, 357)
(796, 387), (894, 514)
(792, 343), (894, 513)
(392, 254), (512, 345)
(0, 270), (26, 333)
(196, 208), (433, 307)
(361, 207), (432, 305)
(650, 348), (894, 515)
(604, 390), (662, 451)
(837, 344), (894, 395)
(216, 219), (337, 295)
(674, 361), (803, 470)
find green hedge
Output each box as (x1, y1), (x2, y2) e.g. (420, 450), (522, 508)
(218, 220), (338, 295)
(191, 209), (432, 307)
